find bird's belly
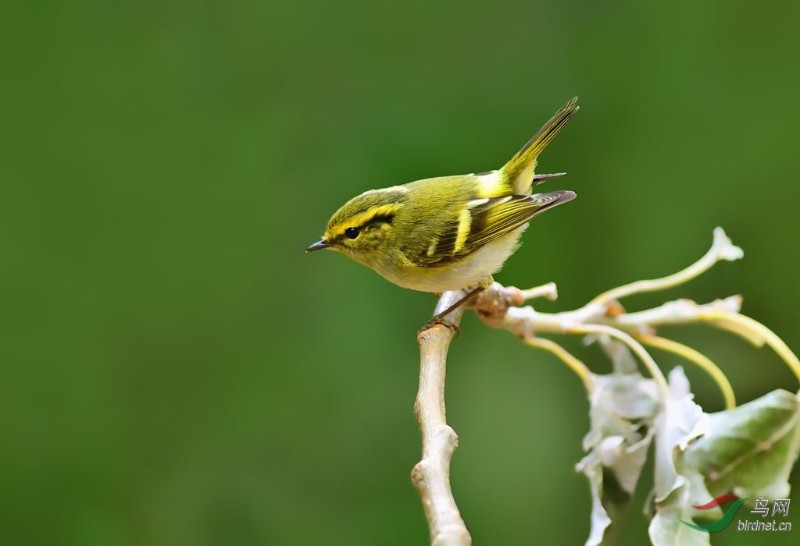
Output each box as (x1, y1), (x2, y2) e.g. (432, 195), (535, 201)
(379, 225), (528, 293)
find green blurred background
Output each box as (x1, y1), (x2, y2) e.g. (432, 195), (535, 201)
(1, 1), (798, 544)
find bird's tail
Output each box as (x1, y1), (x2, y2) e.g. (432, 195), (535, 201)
(501, 97), (579, 193)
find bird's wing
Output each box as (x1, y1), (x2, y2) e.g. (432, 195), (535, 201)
(416, 191), (576, 267)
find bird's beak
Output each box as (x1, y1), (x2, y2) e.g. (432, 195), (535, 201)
(306, 239), (329, 253)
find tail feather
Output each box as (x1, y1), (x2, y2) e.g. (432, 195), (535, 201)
(532, 172), (567, 186)
(502, 97), (579, 193)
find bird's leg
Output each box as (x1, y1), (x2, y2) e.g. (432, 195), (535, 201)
(420, 284), (488, 333)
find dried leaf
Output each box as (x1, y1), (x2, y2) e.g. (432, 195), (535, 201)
(578, 340), (660, 545)
(648, 483), (711, 546)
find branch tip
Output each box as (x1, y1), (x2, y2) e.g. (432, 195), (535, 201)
(712, 226), (744, 262)
(520, 282), (559, 302)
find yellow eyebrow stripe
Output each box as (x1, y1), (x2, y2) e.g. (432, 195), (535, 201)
(330, 204), (401, 238)
(453, 208), (472, 253)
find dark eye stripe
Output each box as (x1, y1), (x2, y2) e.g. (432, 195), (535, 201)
(368, 213), (394, 225)
(351, 213), (395, 232)
(331, 213), (395, 243)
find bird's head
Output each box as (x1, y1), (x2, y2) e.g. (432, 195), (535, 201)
(306, 187), (407, 263)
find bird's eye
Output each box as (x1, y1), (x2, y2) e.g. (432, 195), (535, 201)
(345, 227), (360, 239)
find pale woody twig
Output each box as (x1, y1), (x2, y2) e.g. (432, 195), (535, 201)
(476, 230), (798, 387)
(699, 310), (800, 382)
(522, 336), (593, 392)
(519, 282), (558, 302)
(569, 323), (671, 400)
(590, 227), (744, 306)
(611, 296), (741, 331)
(413, 293), (472, 546)
(638, 334), (736, 409)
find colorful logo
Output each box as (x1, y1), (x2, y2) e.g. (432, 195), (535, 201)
(682, 495), (747, 533)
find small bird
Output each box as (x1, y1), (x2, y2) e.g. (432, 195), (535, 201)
(308, 98), (579, 326)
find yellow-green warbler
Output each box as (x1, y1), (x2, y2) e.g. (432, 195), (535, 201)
(308, 98), (579, 324)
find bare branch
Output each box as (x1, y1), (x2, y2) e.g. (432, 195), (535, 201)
(519, 282), (558, 302)
(611, 296), (741, 331)
(698, 310), (800, 383)
(462, 229), (797, 395)
(591, 227), (743, 306)
(522, 336), (594, 392)
(638, 334), (736, 409)
(569, 323), (671, 401)
(412, 292), (472, 546)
